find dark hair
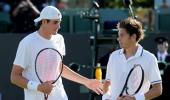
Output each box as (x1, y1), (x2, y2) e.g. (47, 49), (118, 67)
(35, 19), (50, 29)
(117, 17), (145, 42)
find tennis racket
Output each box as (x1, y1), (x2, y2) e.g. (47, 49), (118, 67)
(35, 48), (63, 100)
(119, 64), (144, 97)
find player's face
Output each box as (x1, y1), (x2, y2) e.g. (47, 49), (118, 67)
(117, 28), (136, 49)
(45, 19), (61, 35)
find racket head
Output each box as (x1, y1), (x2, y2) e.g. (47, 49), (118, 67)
(35, 48), (63, 84)
(125, 64), (144, 95)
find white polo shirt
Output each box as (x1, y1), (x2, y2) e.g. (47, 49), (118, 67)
(13, 31), (68, 100)
(102, 45), (162, 100)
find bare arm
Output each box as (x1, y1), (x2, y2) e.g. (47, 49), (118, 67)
(10, 65), (28, 89)
(145, 83), (162, 100)
(61, 64), (103, 94)
(10, 65), (54, 94)
(26, 0), (40, 14)
(61, 64), (88, 84)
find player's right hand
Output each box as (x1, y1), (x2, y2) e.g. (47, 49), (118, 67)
(37, 81), (54, 94)
(103, 80), (111, 94)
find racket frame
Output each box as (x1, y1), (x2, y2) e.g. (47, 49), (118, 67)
(35, 48), (64, 100)
(119, 64), (144, 97)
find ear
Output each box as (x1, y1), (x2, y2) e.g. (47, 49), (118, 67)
(164, 42), (169, 48)
(131, 34), (137, 41)
(42, 19), (47, 24)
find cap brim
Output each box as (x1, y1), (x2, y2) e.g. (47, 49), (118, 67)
(34, 17), (42, 23)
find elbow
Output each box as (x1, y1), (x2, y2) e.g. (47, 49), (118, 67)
(10, 70), (18, 85)
(158, 86), (163, 96)
(156, 84), (163, 97)
(10, 65), (23, 85)
(10, 73), (16, 85)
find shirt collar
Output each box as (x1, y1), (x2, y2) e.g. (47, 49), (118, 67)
(119, 44), (144, 57)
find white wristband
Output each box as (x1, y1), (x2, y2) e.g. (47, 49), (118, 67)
(134, 94), (145, 100)
(27, 81), (40, 91)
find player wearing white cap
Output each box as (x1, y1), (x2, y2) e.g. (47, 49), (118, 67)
(11, 6), (103, 100)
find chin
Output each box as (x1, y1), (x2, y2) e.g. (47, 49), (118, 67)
(52, 31), (57, 35)
(119, 44), (125, 49)
(119, 43), (123, 48)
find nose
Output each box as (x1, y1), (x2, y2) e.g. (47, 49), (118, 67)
(58, 24), (61, 29)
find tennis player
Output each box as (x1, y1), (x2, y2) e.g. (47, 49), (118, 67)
(10, 6), (103, 100)
(102, 17), (162, 100)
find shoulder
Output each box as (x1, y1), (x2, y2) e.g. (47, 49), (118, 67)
(54, 33), (64, 39)
(53, 33), (64, 42)
(19, 32), (36, 46)
(109, 49), (122, 58)
(142, 49), (157, 60)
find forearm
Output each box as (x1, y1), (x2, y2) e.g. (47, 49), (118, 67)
(61, 65), (103, 95)
(27, 0), (40, 14)
(11, 74), (28, 89)
(10, 65), (28, 89)
(144, 83), (162, 100)
(61, 64), (89, 85)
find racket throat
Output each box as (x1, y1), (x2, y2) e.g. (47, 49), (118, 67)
(44, 94), (48, 100)
(125, 87), (129, 95)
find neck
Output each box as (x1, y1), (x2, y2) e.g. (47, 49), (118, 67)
(124, 43), (138, 59)
(38, 27), (52, 40)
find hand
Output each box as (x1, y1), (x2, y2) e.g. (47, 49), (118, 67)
(117, 95), (135, 100)
(37, 81), (55, 95)
(84, 79), (103, 95)
(103, 80), (111, 94)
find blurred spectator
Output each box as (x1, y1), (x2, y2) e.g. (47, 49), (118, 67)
(75, 0), (90, 8)
(0, 2), (11, 13)
(160, 0), (170, 8)
(11, 0), (40, 33)
(154, 36), (169, 62)
(56, 0), (68, 9)
(49, 0), (57, 6)
(153, 36), (169, 81)
(155, 0), (170, 9)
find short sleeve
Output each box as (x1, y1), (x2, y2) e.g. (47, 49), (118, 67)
(56, 34), (66, 56)
(13, 40), (29, 69)
(61, 36), (66, 56)
(148, 55), (162, 84)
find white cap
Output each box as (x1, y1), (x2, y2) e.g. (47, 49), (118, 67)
(34, 6), (62, 23)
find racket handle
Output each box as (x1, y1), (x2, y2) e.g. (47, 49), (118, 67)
(44, 94), (48, 100)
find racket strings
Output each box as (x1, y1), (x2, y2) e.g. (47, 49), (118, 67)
(36, 50), (62, 82)
(35, 48), (64, 100)
(124, 65), (144, 95)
